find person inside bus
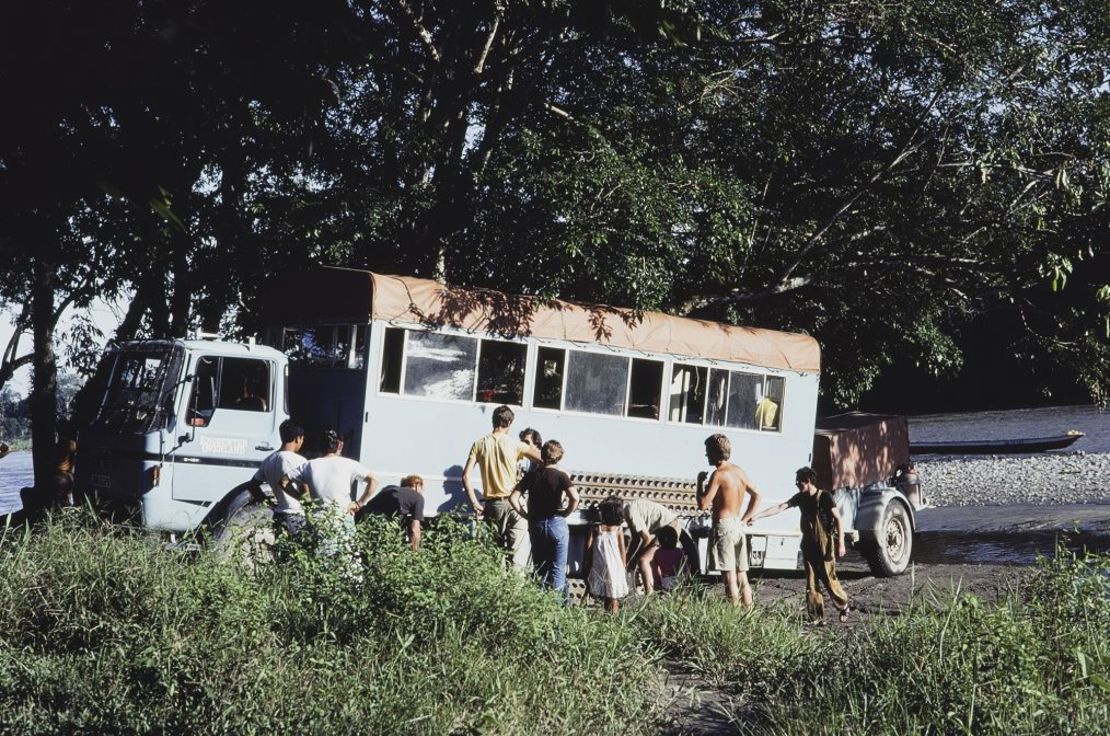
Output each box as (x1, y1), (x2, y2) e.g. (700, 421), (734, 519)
(287, 429), (378, 555)
(462, 405), (542, 568)
(509, 440), (579, 596)
(751, 466), (850, 624)
(358, 474), (426, 551)
(248, 420), (307, 536)
(232, 377), (268, 412)
(697, 433), (762, 608)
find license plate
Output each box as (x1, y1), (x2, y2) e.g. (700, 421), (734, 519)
(91, 474), (112, 489)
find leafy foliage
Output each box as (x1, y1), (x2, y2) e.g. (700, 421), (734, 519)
(0, 512), (663, 735)
(1, 0), (1107, 430)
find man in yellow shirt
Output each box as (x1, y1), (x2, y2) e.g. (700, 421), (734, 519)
(463, 405), (541, 568)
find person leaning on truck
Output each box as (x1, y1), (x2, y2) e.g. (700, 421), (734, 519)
(462, 405), (542, 568)
(697, 433), (762, 608)
(359, 474), (427, 551)
(248, 420), (308, 536)
(287, 430), (379, 553)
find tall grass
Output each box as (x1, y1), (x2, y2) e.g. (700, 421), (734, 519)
(6, 512), (1108, 735)
(630, 550), (1110, 735)
(0, 512), (662, 735)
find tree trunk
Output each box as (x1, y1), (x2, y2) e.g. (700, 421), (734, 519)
(170, 230), (191, 337)
(30, 259), (58, 496)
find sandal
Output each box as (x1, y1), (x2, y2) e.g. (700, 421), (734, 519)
(838, 606), (850, 623)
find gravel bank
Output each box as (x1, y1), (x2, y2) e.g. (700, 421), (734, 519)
(917, 451), (1110, 507)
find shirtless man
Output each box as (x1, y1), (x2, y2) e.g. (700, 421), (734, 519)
(697, 433), (761, 607)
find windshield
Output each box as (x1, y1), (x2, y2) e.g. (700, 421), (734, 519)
(89, 344), (186, 434)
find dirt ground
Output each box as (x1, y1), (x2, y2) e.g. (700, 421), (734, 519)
(753, 554), (1023, 622)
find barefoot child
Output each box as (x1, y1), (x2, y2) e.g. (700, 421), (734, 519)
(586, 497), (629, 613)
(697, 433), (761, 608)
(650, 524), (687, 592)
(752, 466), (850, 623)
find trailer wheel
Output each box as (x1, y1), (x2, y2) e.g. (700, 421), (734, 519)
(861, 500), (913, 577)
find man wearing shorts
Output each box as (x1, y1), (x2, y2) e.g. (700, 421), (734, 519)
(697, 433), (762, 607)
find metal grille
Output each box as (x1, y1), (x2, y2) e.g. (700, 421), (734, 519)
(569, 471), (704, 516)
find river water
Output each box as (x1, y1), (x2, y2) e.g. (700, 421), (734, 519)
(907, 404), (1110, 454)
(3, 405), (1109, 517)
(0, 451), (32, 515)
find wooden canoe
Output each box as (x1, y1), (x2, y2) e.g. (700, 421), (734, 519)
(909, 432), (1084, 455)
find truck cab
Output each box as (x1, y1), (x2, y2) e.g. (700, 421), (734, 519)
(76, 338), (288, 533)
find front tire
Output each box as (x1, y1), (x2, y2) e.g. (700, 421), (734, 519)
(209, 490), (275, 564)
(861, 501), (913, 576)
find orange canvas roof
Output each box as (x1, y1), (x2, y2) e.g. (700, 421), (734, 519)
(362, 270), (820, 374)
(267, 266), (820, 373)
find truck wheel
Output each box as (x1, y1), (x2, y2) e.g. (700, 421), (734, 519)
(861, 501), (913, 577)
(210, 491), (275, 564)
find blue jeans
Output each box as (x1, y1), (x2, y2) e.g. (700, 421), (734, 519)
(529, 516), (569, 594)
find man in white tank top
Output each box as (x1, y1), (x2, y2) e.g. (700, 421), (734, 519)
(287, 430), (379, 556)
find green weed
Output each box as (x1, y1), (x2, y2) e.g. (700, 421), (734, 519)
(631, 547), (1110, 735)
(0, 511), (662, 735)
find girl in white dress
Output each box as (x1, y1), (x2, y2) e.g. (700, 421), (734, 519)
(586, 497), (629, 613)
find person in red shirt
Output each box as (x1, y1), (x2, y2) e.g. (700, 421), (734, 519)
(650, 524), (687, 592)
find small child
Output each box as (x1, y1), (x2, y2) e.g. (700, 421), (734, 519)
(650, 525), (686, 592)
(586, 497), (629, 613)
(752, 466), (850, 624)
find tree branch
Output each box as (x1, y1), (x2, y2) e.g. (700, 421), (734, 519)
(394, 0), (441, 63)
(474, 14), (500, 75)
(0, 352), (33, 394)
(770, 93), (941, 288)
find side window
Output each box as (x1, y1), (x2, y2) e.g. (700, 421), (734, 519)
(379, 327), (405, 394)
(403, 332), (478, 400)
(565, 351), (628, 416)
(476, 339), (527, 405)
(759, 375), (785, 432)
(283, 325), (366, 369)
(669, 364), (707, 424)
(533, 347), (566, 410)
(627, 358), (664, 419)
(705, 368), (729, 426)
(219, 358), (271, 412)
(725, 371), (762, 430)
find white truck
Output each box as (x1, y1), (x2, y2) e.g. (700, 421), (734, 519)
(76, 267), (917, 575)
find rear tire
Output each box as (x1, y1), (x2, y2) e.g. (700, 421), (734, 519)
(861, 501), (913, 577)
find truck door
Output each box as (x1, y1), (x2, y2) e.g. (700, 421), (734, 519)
(172, 354), (279, 504)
